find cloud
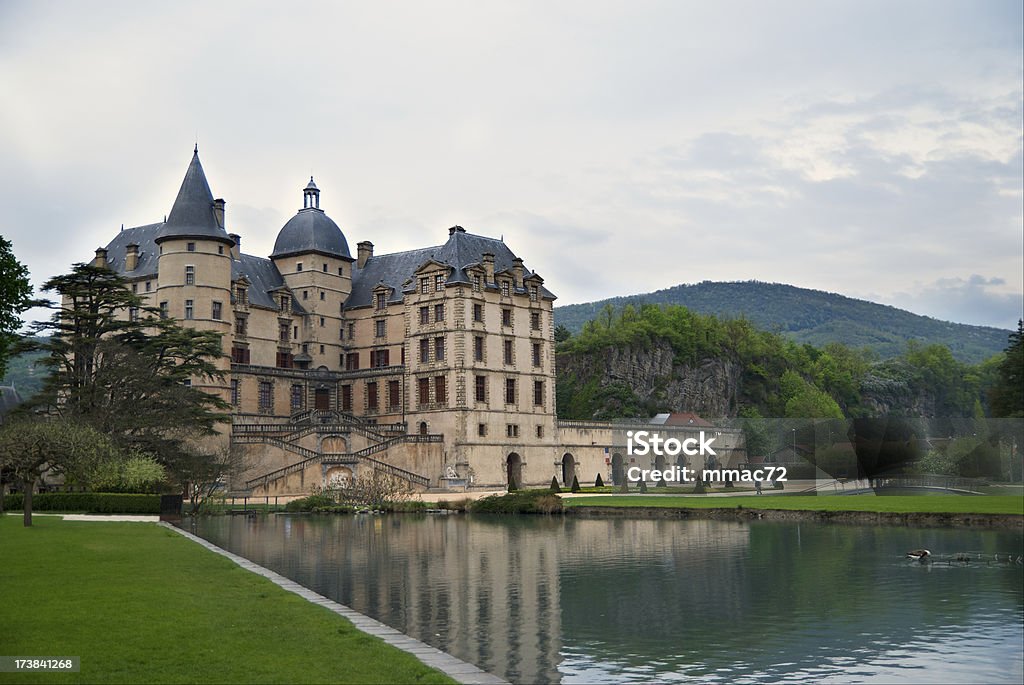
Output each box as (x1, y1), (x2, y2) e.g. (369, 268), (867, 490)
(882, 275), (1022, 330)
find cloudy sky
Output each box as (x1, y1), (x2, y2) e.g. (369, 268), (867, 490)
(2, 0), (1021, 329)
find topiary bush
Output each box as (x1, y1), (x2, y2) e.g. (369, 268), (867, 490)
(550, 476), (561, 493)
(570, 475), (581, 493)
(595, 473), (604, 488)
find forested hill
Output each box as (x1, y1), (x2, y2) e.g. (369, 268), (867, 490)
(554, 281), (1010, 363)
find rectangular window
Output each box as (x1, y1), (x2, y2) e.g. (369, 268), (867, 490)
(159, 301), (168, 319)
(531, 312), (540, 330)
(475, 375), (486, 402)
(231, 346), (250, 364)
(534, 380), (544, 406)
(530, 285), (539, 302)
(322, 263), (328, 273)
(231, 379), (240, 406)
(474, 336), (484, 362)
(320, 291), (325, 301)
(146, 281), (152, 292)
(434, 376), (446, 405)
(276, 351), (292, 368)
(434, 274), (444, 291)
(532, 342), (541, 367)
(367, 382), (378, 411)
(478, 423), (487, 437)
(419, 306), (429, 325)
(185, 265), (195, 285)
(504, 339), (513, 365)
(345, 352), (359, 370)
(506, 424), (519, 438)
(505, 378), (516, 404)
(473, 275), (482, 292)
(187, 242), (196, 252)
(280, 295), (290, 311)
(319, 344), (324, 354)
(419, 277), (429, 294)
(293, 325), (298, 339)
(258, 381), (273, 412)
(501, 281), (510, 297)
(347, 322), (354, 339)
(419, 338), (430, 363)
(502, 309), (512, 327)
(434, 336), (444, 361)
(370, 349), (390, 368)
(341, 385), (352, 412)
(536, 425), (544, 438)
(296, 262), (303, 272)
(418, 377), (430, 406)
(279, 323), (289, 342)
(473, 303), (483, 322)
(375, 319), (386, 338)
(302, 290), (308, 300)
(128, 307), (139, 322)
(184, 299), (194, 320)
(388, 380), (400, 409)
(376, 292), (386, 310)
(212, 301), (222, 320)
(434, 303), (444, 322)
(131, 283), (138, 294)
(291, 384), (304, 411)
(236, 287), (247, 305)
(320, 316), (326, 327)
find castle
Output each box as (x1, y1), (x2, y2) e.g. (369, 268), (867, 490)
(91, 148), (740, 494)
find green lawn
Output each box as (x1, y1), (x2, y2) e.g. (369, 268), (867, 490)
(0, 515), (455, 685)
(562, 494), (1024, 515)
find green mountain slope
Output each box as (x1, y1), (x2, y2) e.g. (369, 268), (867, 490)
(554, 281), (1011, 363)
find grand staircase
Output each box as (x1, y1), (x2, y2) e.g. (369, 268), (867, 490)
(232, 410), (441, 494)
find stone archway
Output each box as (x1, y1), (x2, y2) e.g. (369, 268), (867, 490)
(561, 453), (576, 487)
(611, 453), (624, 486)
(321, 435), (348, 453)
(506, 453), (522, 490)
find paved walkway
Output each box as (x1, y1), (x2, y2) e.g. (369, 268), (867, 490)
(160, 522), (507, 685)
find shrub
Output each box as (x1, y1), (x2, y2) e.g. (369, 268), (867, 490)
(550, 476), (561, 493)
(570, 475), (581, 493)
(284, 493), (336, 512)
(595, 473), (604, 488)
(639, 480), (648, 493)
(469, 489), (564, 515)
(0, 492), (160, 514)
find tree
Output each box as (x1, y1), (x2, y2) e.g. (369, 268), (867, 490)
(990, 320), (1024, 418)
(554, 325), (571, 343)
(0, 418), (116, 526)
(0, 236), (32, 380)
(28, 264), (230, 468)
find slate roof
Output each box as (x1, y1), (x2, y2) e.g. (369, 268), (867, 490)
(271, 208), (351, 260)
(232, 253), (306, 312)
(347, 227), (555, 309)
(102, 223), (163, 278)
(155, 149), (233, 246)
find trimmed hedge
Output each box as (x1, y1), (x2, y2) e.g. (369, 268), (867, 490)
(1, 492), (161, 514)
(470, 489), (563, 515)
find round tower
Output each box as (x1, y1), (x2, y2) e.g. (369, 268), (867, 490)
(154, 147), (235, 400)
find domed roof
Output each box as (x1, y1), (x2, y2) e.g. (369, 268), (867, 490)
(271, 178), (352, 260)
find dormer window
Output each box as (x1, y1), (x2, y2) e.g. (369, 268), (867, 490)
(501, 281), (510, 297)
(236, 287), (248, 305)
(280, 295), (290, 311)
(376, 292), (386, 311)
(434, 274), (444, 292)
(473, 275), (482, 292)
(530, 285), (538, 302)
(419, 277), (429, 294)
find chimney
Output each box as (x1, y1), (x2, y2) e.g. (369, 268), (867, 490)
(213, 198), (226, 229)
(94, 248), (108, 268)
(482, 252), (495, 283)
(125, 243), (139, 271)
(357, 241), (374, 269)
(228, 233), (241, 260)
(512, 257), (525, 287)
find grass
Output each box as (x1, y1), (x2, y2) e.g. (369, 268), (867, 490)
(0, 515), (455, 685)
(562, 494), (1024, 515)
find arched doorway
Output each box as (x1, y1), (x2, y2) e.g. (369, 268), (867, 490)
(506, 453), (522, 490)
(321, 436), (348, 453)
(654, 454), (666, 487)
(561, 453), (576, 486)
(611, 453), (624, 485)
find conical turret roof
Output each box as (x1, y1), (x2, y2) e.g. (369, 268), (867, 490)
(155, 148), (233, 245)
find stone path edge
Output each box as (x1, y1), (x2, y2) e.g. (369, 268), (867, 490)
(159, 522), (508, 685)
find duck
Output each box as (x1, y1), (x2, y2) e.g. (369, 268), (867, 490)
(906, 549), (931, 561)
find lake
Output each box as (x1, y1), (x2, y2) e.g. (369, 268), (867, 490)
(185, 514), (1023, 684)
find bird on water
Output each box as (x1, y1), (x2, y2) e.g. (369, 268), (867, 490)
(906, 549), (931, 561)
